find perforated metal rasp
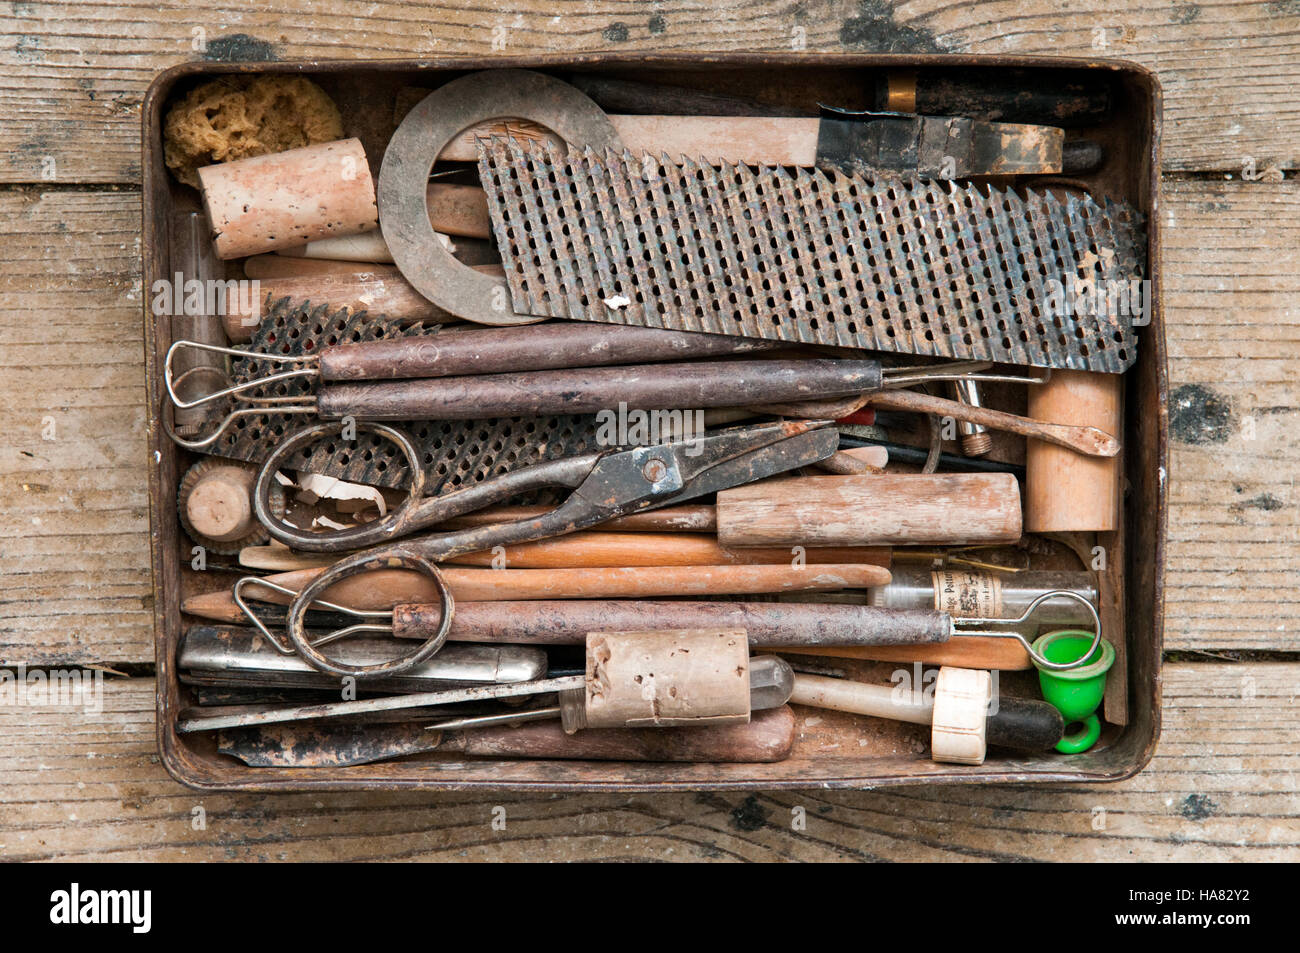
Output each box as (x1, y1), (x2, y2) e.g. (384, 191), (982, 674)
(208, 297), (604, 494)
(478, 139), (1146, 373)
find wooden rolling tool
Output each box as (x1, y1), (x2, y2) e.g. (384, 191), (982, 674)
(790, 666), (1064, 765)
(181, 562), (891, 622)
(1025, 370), (1122, 532)
(214, 706), (798, 767)
(716, 473), (1023, 547)
(177, 459), (269, 555)
(198, 138), (379, 259)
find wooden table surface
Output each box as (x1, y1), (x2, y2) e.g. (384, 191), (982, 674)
(2, 1), (1297, 862)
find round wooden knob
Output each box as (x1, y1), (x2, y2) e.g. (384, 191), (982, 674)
(184, 465), (257, 543)
(930, 666), (991, 765)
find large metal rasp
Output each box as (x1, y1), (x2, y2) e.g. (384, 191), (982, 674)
(477, 138), (1146, 374)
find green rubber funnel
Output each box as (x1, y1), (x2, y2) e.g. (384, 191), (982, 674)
(1031, 630), (1115, 754)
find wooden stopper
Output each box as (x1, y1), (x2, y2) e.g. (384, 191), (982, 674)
(576, 629), (752, 731)
(716, 473), (1023, 547)
(929, 666), (991, 765)
(1025, 370), (1121, 532)
(184, 464), (257, 543)
(198, 138), (379, 260)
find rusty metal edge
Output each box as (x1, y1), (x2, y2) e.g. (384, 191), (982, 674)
(142, 52), (1166, 794)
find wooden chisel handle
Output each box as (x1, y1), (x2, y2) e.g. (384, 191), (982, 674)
(866, 388), (1120, 457)
(446, 706), (796, 762)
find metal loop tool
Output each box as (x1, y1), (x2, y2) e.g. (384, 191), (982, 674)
(950, 589), (1103, 671)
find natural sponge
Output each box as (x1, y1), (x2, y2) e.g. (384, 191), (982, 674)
(163, 75), (344, 188)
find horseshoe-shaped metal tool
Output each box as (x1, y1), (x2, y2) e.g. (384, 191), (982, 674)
(378, 69), (622, 325)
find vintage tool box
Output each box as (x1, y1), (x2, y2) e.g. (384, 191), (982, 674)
(142, 53), (1166, 791)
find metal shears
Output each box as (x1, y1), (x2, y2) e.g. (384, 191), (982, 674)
(247, 418), (840, 678)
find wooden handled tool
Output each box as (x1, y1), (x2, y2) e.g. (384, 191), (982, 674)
(315, 358), (882, 420)
(716, 473), (1023, 547)
(388, 600), (948, 648)
(214, 705), (798, 767)
(181, 562), (892, 622)
(790, 667), (1063, 764)
(864, 388), (1120, 458)
(567, 72), (1111, 128)
(221, 272), (460, 340)
(439, 114), (1065, 176)
(239, 533), (890, 572)
(788, 638), (1032, 671)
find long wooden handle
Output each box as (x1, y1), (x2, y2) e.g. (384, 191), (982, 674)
(222, 271), (458, 341)
(717, 473), (1022, 547)
(391, 600), (947, 647)
(785, 637), (1031, 671)
(317, 323), (775, 381)
(182, 563), (892, 621)
(866, 388), (1120, 458)
(450, 705), (796, 762)
(240, 533), (890, 572)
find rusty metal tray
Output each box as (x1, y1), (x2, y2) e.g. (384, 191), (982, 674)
(142, 53), (1166, 792)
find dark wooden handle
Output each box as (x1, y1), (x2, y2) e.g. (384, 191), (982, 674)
(318, 323), (775, 381)
(393, 600), (947, 647)
(449, 705), (796, 762)
(318, 359), (882, 420)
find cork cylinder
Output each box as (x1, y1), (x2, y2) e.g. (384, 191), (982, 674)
(183, 463), (257, 543)
(198, 138), (379, 260)
(1025, 370), (1121, 532)
(575, 629), (752, 732)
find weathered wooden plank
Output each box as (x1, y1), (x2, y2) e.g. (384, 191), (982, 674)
(0, 0), (1297, 184)
(0, 663), (1294, 861)
(0, 177), (1296, 662)
(1162, 177), (1300, 651)
(0, 187), (154, 667)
